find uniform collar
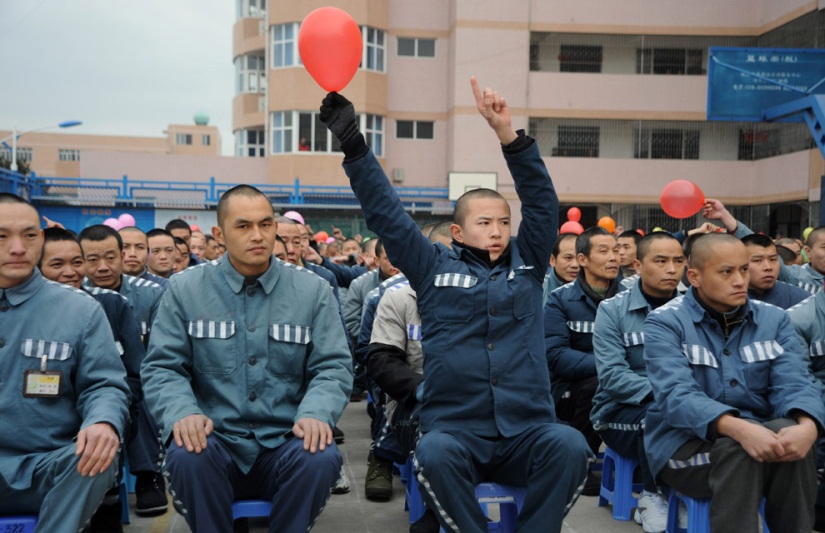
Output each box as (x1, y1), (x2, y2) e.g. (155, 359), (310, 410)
(684, 287), (757, 325)
(83, 274), (129, 296)
(220, 254), (279, 294)
(3, 268), (45, 306)
(627, 279), (651, 312)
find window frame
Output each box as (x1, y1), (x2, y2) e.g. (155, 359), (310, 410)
(270, 111), (384, 155)
(395, 120), (435, 141)
(362, 26), (386, 72)
(272, 23), (300, 69)
(58, 149), (80, 162)
(397, 37), (436, 58)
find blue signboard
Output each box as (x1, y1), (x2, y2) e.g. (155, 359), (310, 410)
(37, 205), (156, 234)
(707, 47), (825, 122)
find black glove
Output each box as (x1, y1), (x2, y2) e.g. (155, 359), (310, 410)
(320, 92), (359, 145)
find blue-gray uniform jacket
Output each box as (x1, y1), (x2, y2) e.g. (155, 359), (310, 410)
(321, 258), (368, 289)
(342, 135), (558, 437)
(642, 288), (825, 478)
(781, 263), (823, 295)
(789, 292), (825, 397)
(748, 280), (811, 310)
(541, 268), (568, 303)
(590, 279), (654, 430)
(544, 277), (600, 403)
(355, 274), (408, 366)
(83, 286), (146, 404)
(343, 269), (380, 339)
(140, 256), (352, 473)
(139, 268), (168, 289)
(0, 270), (130, 489)
(84, 274), (164, 340)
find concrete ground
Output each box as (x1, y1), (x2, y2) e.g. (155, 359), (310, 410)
(125, 402), (643, 532)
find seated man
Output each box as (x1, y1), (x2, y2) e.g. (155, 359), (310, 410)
(644, 233), (825, 532)
(141, 185), (352, 532)
(545, 226), (621, 493)
(590, 232), (686, 532)
(742, 233), (811, 309)
(320, 77), (591, 532)
(617, 229), (642, 282)
(120, 226), (168, 288)
(0, 194), (130, 532)
(542, 232), (579, 300)
(146, 229), (177, 279)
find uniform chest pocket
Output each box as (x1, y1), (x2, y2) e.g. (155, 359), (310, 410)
(433, 273), (477, 323)
(810, 341), (825, 358)
(268, 324), (311, 376)
(739, 340), (781, 391)
(508, 267), (535, 319)
(188, 321), (237, 374)
(681, 344), (719, 369)
(21, 339), (74, 363)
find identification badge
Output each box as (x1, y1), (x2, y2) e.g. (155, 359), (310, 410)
(23, 355), (63, 398)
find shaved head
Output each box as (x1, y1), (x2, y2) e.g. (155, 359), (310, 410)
(689, 233), (743, 270)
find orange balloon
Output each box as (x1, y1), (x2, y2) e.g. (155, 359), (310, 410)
(298, 7), (363, 92)
(598, 216), (616, 233)
(567, 207), (581, 223)
(560, 221), (584, 235)
(660, 180), (705, 219)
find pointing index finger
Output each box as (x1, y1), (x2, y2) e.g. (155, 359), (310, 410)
(470, 76), (483, 107)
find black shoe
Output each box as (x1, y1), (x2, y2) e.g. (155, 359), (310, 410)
(135, 471), (168, 516)
(365, 455), (393, 501)
(350, 388), (364, 402)
(89, 501), (123, 533)
(410, 508), (440, 533)
(333, 427), (345, 444)
(580, 470), (601, 497)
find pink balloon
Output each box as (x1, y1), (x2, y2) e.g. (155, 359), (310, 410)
(560, 220), (584, 235)
(191, 225), (201, 232)
(118, 213), (136, 227)
(104, 218), (122, 230)
(325, 237), (337, 244)
(283, 211), (305, 225)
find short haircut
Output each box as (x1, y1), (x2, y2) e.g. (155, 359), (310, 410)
(205, 234), (216, 244)
(636, 232), (681, 262)
(274, 234), (287, 250)
(41, 227), (82, 266)
(576, 226), (612, 258)
(775, 244), (798, 265)
(173, 236), (189, 250)
(362, 238), (377, 254)
(775, 237), (798, 248)
(78, 224), (123, 251)
(689, 233), (743, 269)
(374, 238), (384, 258)
(428, 221), (453, 244)
(741, 233), (775, 250)
(344, 237), (360, 247)
(682, 232), (703, 259)
(420, 222), (438, 238)
(165, 218), (191, 234)
(0, 192), (36, 209)
(806, 226), (825, 247)
(146, 228), (174, 240)
(452, 188), (507, 226)
(217, 185), (272, 227)
(274, 215), (297, 225)
(618, 229), (642, 244)
(552, 233), (578, 257)
(119, 226), (145, 235)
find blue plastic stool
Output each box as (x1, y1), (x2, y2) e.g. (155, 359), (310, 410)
(0, 516), (37, 533)
(232, 499), (273, 520)
(598, 447), (642, 520)
(665, 491), (770, 533)
(119, 466), (131, 525)
(406, 460), (427, 524)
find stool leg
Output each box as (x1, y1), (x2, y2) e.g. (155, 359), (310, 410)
(598, 454), (615, 508)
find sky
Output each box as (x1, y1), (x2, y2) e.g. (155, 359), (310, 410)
(0, 0), (236, 154)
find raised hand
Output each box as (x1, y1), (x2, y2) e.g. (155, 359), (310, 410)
(470, 76), (517, 145)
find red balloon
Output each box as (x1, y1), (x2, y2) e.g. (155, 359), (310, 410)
(567, 207), (581, 223)
(298, 7), (363, 92)
(660, 180), (705, 219)
(636, 229), (645, 237)
(560, 220), (584, 235)
(598, 216), (616, 233)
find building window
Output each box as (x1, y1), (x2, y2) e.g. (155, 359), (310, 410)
(236, 0), (266, 19)
(271, 112), (383, 155)
(201, 135), (211, 146)
(236, 129), (265, 157)
(397, 37), (435, 58)
(362, 27), (386, 72)
(58, 149), (80, 162)
(637, 48), (703, 75)
(556, 126), (600, 157)
(364, 114), (384, 157)
(235, 54), (266, 93)
(635, 128), (699, 159)
(396, 120), (434, 140)
(1, 146), (32, 162)
(273, 23), (300, 68)
(175, 133), (193, 145)
(559, 45), (602, 73)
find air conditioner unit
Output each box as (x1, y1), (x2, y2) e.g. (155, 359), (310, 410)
(392, 168), (405, 183)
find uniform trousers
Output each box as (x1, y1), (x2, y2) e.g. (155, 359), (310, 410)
(555, 375), (602, 456)
(659, 418), (816, 533)
(164, 435), (341, 533)
(596, 402), (657, 493)
(126, 399), (163, 473)
(414, 423), (591, 533)
(0, 443), (117, 533)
